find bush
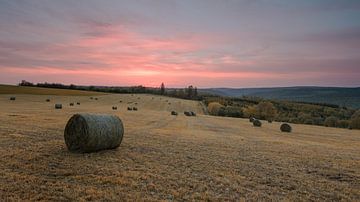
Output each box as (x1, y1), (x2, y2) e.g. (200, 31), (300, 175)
(208, 102), (224, 115)
(324, 116), (338, 127)
(350, 110), (360, 129)
(337, 120), (349, 128)
(255, 101), (277, 121)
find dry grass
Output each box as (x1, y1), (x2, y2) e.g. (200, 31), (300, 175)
(0, 89), (359, 201)
(0, 85), (106, 96)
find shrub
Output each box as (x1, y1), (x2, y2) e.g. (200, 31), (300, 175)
(255, 101), (277, 121)
(350, 110), (360, 129)
(324, 116), (338, 127)
(208, 102), (224, 115)
(337, 120), (349, 128)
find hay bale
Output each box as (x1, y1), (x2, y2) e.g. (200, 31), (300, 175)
(9, 97), (16, 101)
(119, 100), (122, 103)
(94, 98), (98, 100)
(184, 111), (192, 116)
(190, 111), (196, 116)
(171, 111), (178, 115)
(253, 119), (262, 127)
(90, 97), (93, 100)
(69, 103), (74, 106)
(55, 104), (62, 109)
(133, 107), (138, 111)
(112, 106), (117, 110)
(280, 123), (292, 132)
(249, 117), (256, 122)
(127, 107), (133, 111)
(77, 102), (80, 105)
(64, 113), (124, 153)
(46, 99), (50, 102)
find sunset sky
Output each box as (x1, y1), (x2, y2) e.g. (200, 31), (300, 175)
(0, 0), (359, 88)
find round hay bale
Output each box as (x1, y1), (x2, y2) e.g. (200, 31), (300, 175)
(46, 99), (50, 102)
(69, 103), (74, 106)
(10, 97), (16, 101)
(133, 107), (138, 111)
(77, 102), (80, 105)
(64, 114), (124, 153)
(184, 111), (191, 116)
(55, 104), (62, 109)
(249, 117), (255, 122)
(253, 119), (262, 127)
(119, 100), (122, 103)
(280, 123), (292, 132)
(112, 106), (117, 110)
(171, 111), (178, 115)
(127, 107), (133, 111)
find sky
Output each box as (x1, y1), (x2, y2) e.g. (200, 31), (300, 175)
(0, 0), (359, 88)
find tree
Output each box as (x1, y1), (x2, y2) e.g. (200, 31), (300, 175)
(160, 83), (165, 95)
(324, 116), (338, 127)
(256, 101), (277, 121)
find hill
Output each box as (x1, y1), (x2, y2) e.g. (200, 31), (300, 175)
(201, 86), (360, 109)
(0, 85), (106, 96)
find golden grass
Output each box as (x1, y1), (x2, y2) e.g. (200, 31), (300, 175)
(0, 93), (359, 201)
(0, 85), (106, 96)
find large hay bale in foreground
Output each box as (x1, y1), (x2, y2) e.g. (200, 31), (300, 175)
(64, 114), (124, 153)
(55, 104), (62, 109)
(10, 97), (16, 101)
(253, 119), (262, 127)
(280, 123), (292, 132)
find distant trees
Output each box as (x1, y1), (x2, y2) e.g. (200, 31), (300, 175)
(324, 116), (339, 127)
(19, 80), (34, 86)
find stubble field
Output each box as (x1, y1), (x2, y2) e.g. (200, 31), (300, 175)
(0, 87), (359, 201)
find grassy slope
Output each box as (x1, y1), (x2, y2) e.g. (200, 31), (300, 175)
(0, 85), (106, 96)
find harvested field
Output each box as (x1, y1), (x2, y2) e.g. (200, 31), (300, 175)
(0, 90), (359, 201)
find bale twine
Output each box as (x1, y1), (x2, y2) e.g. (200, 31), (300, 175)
(253, 119), (262, 127)
(133, 107), (138, 111)
(70, 103), (74, 106)
(280, 123), (292, 132)
(55, 104), (62, 109)
(64, 113), (124, 153)
(10, 97), (16, 101)
(112, 106), (117, 110)
(46, 99), (50, 102)
(171, 111), (178, 115)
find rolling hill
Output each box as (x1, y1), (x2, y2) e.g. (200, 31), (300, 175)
(201, 86), (360, 109)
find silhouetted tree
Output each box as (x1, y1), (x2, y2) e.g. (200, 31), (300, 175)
(160, 83), (165, 95)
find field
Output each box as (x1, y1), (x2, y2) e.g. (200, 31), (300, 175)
(0, 87), (359, 201)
